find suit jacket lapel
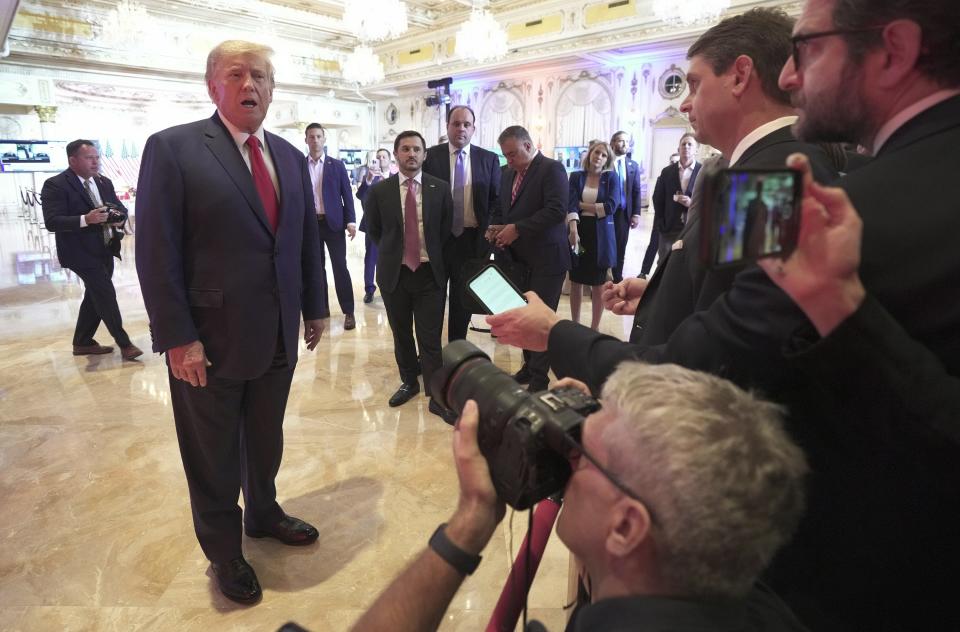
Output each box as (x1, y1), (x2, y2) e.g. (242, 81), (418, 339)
(736, 126), (795, 165)
(204, 113), (273, 235)
(422, 177), (437, 236)
(265, 131), (290, 233)
(67, 171), (96, 209)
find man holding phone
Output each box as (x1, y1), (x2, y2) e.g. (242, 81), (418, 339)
(650, 133), (700, 265)
(357, 148), (392, 304)
(490, 0), (960, 627)
(363, 131), (454, 419)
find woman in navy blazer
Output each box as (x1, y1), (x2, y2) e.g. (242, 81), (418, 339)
(567, 141), (619, 330)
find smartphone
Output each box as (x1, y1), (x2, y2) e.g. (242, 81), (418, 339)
(466, 263), (527, 315)
(700, 167), (802, 268)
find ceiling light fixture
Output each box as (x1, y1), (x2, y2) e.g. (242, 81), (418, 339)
(343, 44), (385, 86)
(651, 0), (730, 26)
(342, 0), (409, 42)
(455, 7), (508, 63)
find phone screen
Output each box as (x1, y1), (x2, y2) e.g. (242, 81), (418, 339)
(707, 169), (800, 266)
(467, 265), (527, 314)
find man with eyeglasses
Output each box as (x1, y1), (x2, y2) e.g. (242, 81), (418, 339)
(350, 363), (809, 632)
(487, 0), (960, 628)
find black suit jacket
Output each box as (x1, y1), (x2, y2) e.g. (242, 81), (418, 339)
(356, 174), (383, 233)
(548, 98), (960, 629)
(631, 127), (836, 346)
(423, 142), (501, 244)
(652, 160), (701, 235)
(492, 152), (570, 275)
(364, 172), (453, 291)
(135, 112), (328, 380)
(41, 170), (127, 267)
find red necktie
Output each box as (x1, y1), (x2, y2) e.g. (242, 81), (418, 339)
(245, 136), (279, 231)
(511, 167), (525, 205)
(403, 179), (421, 271)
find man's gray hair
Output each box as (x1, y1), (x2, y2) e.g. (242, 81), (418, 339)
(497, 125), (533, 145)
(600, 362), (808, 598)
(205, 40), (276, 87)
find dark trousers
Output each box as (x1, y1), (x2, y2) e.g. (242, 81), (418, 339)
(640, 226), (660, 276)
(381, 263), (446, 397)
(612, 209), (631, 283)
(168, 332), (292, 563)
(70, 254), (131, 348)
(363, 233), (378, 295)
(523, 270), (565, 390)
(317, 216), (355, 315)
(445, 227), (484, 342)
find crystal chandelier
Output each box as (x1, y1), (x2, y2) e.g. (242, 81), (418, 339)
(342, 45), (385, 86)
(99, 0), (151, 49)
(651, 0), (730, 26)
(455, 8), (508, 63)
(342, 0), (409, 42)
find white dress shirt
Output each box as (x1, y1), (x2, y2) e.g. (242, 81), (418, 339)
(307, 153), (326, 215)
(217, 109), (280, 193)
(448, 142), (477, 228)
(728, 116), (798, 166)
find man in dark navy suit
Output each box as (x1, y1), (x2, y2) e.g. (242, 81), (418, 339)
(423, 105), (501, 342)
(488, 125), (569, 392)
(357, 148), (392, 304)
(364, 131), (453, 419)
(41, 139), (142, 360)
(135, 40), (328, 605)
(305, 122), (358, 330)
(609, 130), (642, 282)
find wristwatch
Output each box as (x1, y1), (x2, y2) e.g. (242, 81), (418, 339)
(428, 523), (482, 576)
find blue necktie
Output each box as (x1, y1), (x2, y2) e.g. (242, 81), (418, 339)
(453, 149), (465, 236)
(617, 160), (626, 209)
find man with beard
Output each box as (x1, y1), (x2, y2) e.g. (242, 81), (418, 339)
(364, 131), (453, 418)
(488, 0), (960, 627)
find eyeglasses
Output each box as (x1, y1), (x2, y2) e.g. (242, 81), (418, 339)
(790, 26), (886, 70)
(559, 433), (657, 523)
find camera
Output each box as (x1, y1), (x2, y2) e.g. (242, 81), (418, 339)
(431, 341), (600, 510)
(104, 201), (128, 224)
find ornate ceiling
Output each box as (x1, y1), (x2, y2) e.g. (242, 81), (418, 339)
(2, 0), (799, 100)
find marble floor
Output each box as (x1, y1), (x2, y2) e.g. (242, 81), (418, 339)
(0, 204), (657, 632)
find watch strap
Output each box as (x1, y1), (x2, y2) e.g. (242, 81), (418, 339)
(428, 523), (482, 576)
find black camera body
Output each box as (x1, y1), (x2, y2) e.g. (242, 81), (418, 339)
(103, 201), (128, 224)
(431, 341), (600, 510)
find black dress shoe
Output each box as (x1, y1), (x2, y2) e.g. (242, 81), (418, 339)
(389, 382), (420, 407)
(73, 343), (113, 356)
(428, 399), (458, 425)
(211, 557), (262, 604)
(344, 314), (356, 330)
(363, 291), (374, 304)
(245, 515), (319, 545)
(512, 365), (532, 384)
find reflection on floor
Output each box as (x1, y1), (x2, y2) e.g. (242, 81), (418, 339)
(0, 206), (656, 631)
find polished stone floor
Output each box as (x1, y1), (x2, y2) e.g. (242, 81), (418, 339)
(0, 204), (655, 631)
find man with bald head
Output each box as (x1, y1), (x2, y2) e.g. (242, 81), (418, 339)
(136, 40), (328, 604)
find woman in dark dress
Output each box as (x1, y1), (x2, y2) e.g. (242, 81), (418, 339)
(567, 141), (619, 330)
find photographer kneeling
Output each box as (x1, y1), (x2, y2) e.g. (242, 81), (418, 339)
(351, 363), (809, 632)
